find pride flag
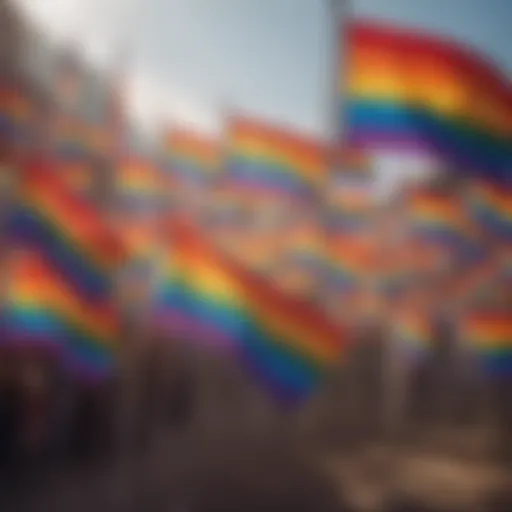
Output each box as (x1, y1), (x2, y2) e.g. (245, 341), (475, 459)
(392, 308), (433, 363)
(116, 155), (162, 203)
(6, 157), (125, 303)
(270, 218), (326, 299)
(155, 219), (344, 405)
(164, 127), (221, 185)
(344, 21), (512, 180)
(326, 173), (374, 233)
(469, 180), (512, 240)
(226, 115), (327, 201)
(54, 116), (110, 160)
(0, 86), (32, 122)
(327, 235), (374, 293)
(282, 219), (325, 264)
(54, 157), (93, 196)
(1, 157), (125, 377)
(408, 188), (473, 247)
(117, 214), (160, 260)
(459, 310), (512, 378)
(0, 85), (33, 141)
(0, 252), (118, 378)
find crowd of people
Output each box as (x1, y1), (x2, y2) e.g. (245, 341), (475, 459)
(0, 4), (511, 510)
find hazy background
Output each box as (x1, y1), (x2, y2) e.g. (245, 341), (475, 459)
(15, 0), (512, 193)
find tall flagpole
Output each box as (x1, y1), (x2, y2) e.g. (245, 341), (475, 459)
(321, 0), (348, 319)
(308, 0), (349, 442)
(327, 0), (348, 154)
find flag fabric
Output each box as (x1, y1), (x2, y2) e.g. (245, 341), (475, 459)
(0, 85), (34, 142)
(468, 180), (512, 241)
(163, 127), (221, 185)
(458, 309), (512, 378)
(155, 218), (344, 405)
(0, 252), (118, 379)
(270, 215), (326, 300)
(54, 157), (93, 195)
(344, 20), (512, 180)
(225, 115), (327, 201)
(326, 173), (374, 233)
(7, 158), (122, 301)
(327, 234), (375, 294)
(392, 307), (433, 363)
(1, 156), (125, 378)
(54, 116), (110, 159)
(408, 188), (474, 247)
(116, 155), (161, 202)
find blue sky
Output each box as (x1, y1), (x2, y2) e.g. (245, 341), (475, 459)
(126, 0), (512, 137)
(20, 0), (512, 137)
(18, 0), (510, 194)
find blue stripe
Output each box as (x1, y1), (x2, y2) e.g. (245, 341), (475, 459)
(481, 352), (512, 377)
(7, 209), (111, 302)
(0, 308), (113, 371)
(228, 158), (311, 194)
(472, 208), (512, 240)
(158, 280), (320, 399)
(345, 101), (512, 179)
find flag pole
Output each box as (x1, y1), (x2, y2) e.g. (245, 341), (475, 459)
(327, 0), (347, 154)
(306, 0), (350, 443)
(320, 0), (348, 317)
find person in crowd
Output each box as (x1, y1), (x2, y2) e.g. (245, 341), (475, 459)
(0, 354), (23, 478)
(19, 358), (53, 465)
(14, 431), (354, 512)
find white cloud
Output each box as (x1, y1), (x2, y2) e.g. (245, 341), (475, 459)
(15, 0), (218, 133)
(372, 151), (438, 198)
(128, 67), (220, 134)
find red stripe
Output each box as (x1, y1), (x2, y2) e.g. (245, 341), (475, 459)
(169, 219), (344, 354)
(348, 20), (512, 111)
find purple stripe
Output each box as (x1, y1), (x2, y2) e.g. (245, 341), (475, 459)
(236, 349), (313, 407)
(349, 131), (439, 154)
(154, 310), (238, 351)
(348, 130), (495, 178)
(153, 313), (311, 407)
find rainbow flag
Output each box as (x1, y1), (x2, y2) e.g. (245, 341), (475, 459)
(409, 189), (473, 246)
(6, 157), (124, 303)
(54, 157), (93, 195)
(164, 128), (220, 185)
(118, 215), (160, 260)
(393, 309), (433, 362)
(344, 21), (512, 180)
(0, 87), (32, 121)
(0, 252), (118, 378)
(375, 266), (411, 302)
(52, 116), (112, 197)
(2, 157), (125, 377)
(116, 156), (162, 203)
(469, 180), (512, 240)
(498, 245), (512, 281)
(333, 146), (373, 176)
(326, 174), (374, 233)
(155, 219), (344, 405)
(226, 116), (327, 201)
(282, 220), (324, 264)
(0, 86), (33, 140)
(327, 236), (373, 293)
(459, 310), (512, 378)
(270, 220), (326, 299)
(54, 117), (94, 159)
(451, 253), (498, 305)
